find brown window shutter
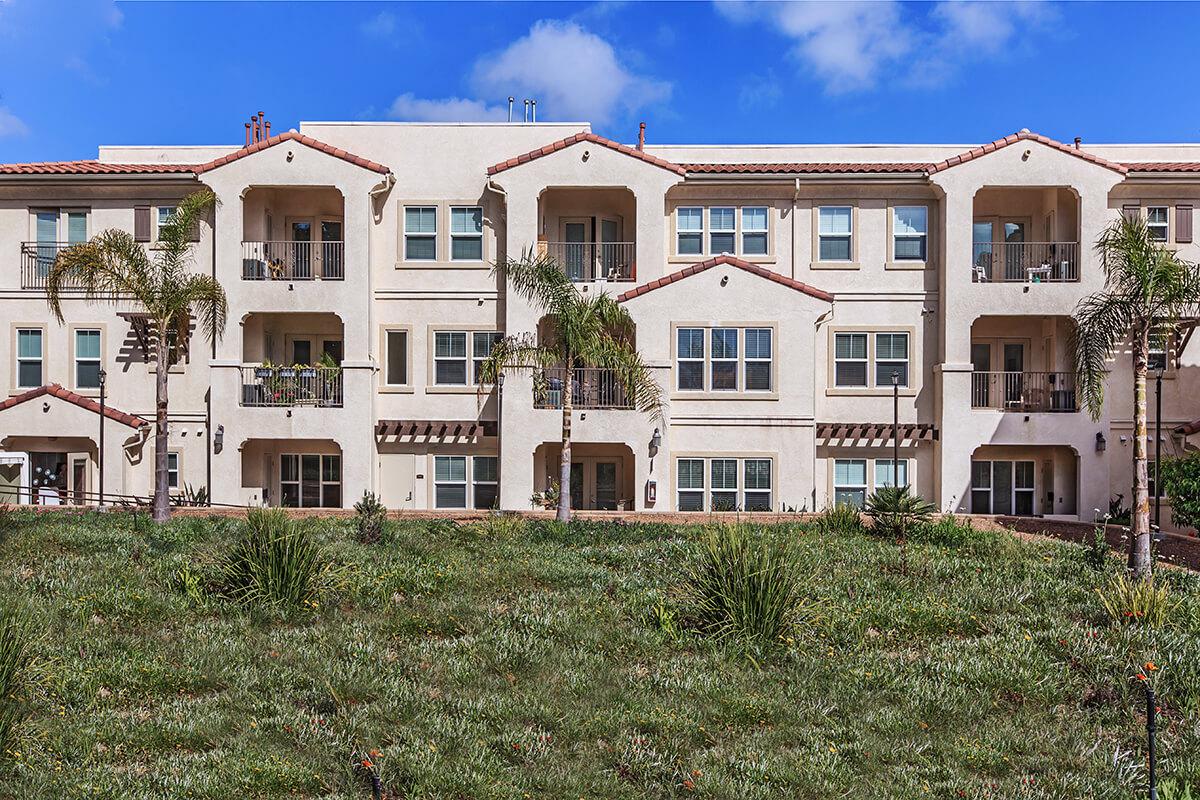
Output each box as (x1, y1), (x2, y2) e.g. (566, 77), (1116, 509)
(134, 206), (151, 241)
(1122, 204), (1140, 222)
(1176, 205), (1193, 243)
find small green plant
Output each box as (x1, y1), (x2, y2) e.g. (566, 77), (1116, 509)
(172, 483), (210, 507)
(353, 491), (388, 544)
(173, 566), (206, 606)
(531, 480), (560, 511)
(1159, 777), (1198, 800)
(0, 605), (35, 758)
(1096, 573), (1179, 627)
(1161, 452), (1200, 531)
(216, 508), (335, 608)
(1107, 494), (1132, 526)
(679, 524), (815, 646)
(815, 503), (864, 535)
(480, 511), (526, 538)
(864, 486), (936, 571)
(1078, 525), (1114, 572)
(910, 514), (979, 547)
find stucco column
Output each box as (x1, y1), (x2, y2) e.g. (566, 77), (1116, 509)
(498, 371), (536, 510)
(502, 191), (541, 337)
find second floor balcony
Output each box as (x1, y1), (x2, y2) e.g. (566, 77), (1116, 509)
(970, 370), (1078, 412)
(20, 242), (84, 291)
(538, 241), (635, 282)
(241, 240), (344, 281)
(240, 365), (343, 408)
(533, 367), (633, 410)
(971, 241), (1080, 283)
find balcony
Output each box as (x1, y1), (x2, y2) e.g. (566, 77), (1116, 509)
(970, 371), (1078, 412)
(241, 241), (344, 281)
(970, 242), (1079, 283)
(19, 242), (84, 290)
(240, 365), (343, 408)
(533, 367), (633, 410)
(539, 241), (635, 282)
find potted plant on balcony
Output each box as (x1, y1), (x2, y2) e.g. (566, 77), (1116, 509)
(317, 351), (342, 407)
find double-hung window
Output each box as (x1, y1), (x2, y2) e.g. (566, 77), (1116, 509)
(156, 206), (176, 240)
(404, 206), (437, 261)
(875, 333), (909, 387)
(450, 206), (483, 261)
(1149, 327), (1170, 372)
(434, 456), (468, 508)
(677, 458), (705, 511)
(892, 206), (928, 261)
(1147, 206), (1169, 242)
(709, 207), (736, 254)
(434, 331), (468, 385)
(16, 328), (43, 388)
(385, 330), (409, 386)
(677, 328), (705, 391)
(167, 452), (180, 490)
(741, 207), (768, 255)
(743, 459), (772, 510)
(818, 206), (853, 261)
(744, 328), (772, 391)
(472, 331), (503, 383)
(473, 456), (499, 509)
(834, 333), (868, 387)
(710, 458), (739, 510)
(676, 207), (703, 255)
(74, 329), (101, 389)
(833, 459), (868, 508)
(874, 458), (908, 490)
(710, 328), (738, 391)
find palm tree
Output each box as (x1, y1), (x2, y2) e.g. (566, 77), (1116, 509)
(479, 249), (663, 522)
(1072, 214), (1200, 576)
(46, 189), (227, 523)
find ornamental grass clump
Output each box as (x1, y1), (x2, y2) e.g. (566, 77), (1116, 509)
(679, 524), (814, 646)
(217, 508), (335, 608)
(814, 503), (864, 535)
(1097, 572), (1179, 628)
(0, 605), (35, 757)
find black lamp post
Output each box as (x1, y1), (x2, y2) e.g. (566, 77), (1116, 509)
(1154, 364), (1164, 533)
(98, 367), (106, 507)
(891, 370), (901, 488)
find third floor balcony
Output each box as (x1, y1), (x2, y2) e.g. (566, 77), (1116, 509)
(970, 187), (1080, 284)
(969, 314), (1079, 413)
(240, 186), (345, 282)
(538, 186), (637, 283)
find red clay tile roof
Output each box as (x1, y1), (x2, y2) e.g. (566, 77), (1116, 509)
(0, 384), (148, 428)
(487, 132), (687, 177)
(1176, 418), (1200, 436)
(1125, 162), (1200, 173)
(617, 254), (833, 304)
(0, 161), (197, 175)
(192, 131), (391, 175)
(928, 131), (1127, 175)
(682, 162), (932, 175)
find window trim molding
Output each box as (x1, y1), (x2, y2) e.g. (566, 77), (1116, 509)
(826, 453), (914, 508)
(397, 200), (493, 269)
(668, 202), (776, 263)
(166, 450), (181, 491)
(671, 452), (777, 512)
(68, 323), (106, 395)
(379, 324), (415, 393)
(11, 323), (47, 393)
(811, 202), (860, 269)
(670, 321), (780, 400)
(885, 201), (934, 271)
(826, 325), (919, 396)
(426, 325), (503, 393)
(426, 452), (500, 509)
(400, 201), (440, 264)
(446, 203), (488, 264)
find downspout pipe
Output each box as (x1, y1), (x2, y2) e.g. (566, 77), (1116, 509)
(813, 307), (834, 511)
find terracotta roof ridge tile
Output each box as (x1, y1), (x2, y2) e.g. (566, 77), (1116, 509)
(928, 130), (1127, 175)
(617, 254), (833, 303)
(193, 131), (391, 175)
(487, 131), (686, 177)
(0, 383), (148, 428)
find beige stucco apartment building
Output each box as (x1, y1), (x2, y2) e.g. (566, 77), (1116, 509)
(1, 118), (1198, 523)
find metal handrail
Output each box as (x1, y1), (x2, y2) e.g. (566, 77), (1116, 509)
(241, 240), (345, 280)
(533, 367), (633, 409)
(970, 241), (1080, 283)
(970, 370), (1078, 412)
(240, 365), (344, 407)
(19, 242), (87, 290)
(540, 241), (636, 282)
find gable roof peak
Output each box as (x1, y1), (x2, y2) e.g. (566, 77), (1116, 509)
(617, 254), (833, 303)
(194, 130), (391, 175)
(488, 131), (686, 177)
(929, 130), (1127, 175)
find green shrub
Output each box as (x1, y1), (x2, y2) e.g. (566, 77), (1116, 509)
(0, 605), (35, 758)
(1161, 452), (1200, 531)
(1159, 777), (1198, 800)
(478, 511), (527, 538)
(679, 524), (815, 645)
(1076, 526), (1115, 572)
(864, 486), (936, 540)
(815, 503), (864, 535)
(910, 514), (979, 547)
(216, 508), (335, 607)
(1096, 573), (1179, 627)
(353, 491), (388, 544)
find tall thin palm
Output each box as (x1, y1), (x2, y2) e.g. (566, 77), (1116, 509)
(479, 249), (663, 522)
(45, 189), (227, 523)
(1072, 214), (1200, 576)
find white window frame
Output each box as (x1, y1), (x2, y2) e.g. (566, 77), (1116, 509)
(710, 328), (739, 392)
(741, 206), (769, 256)
(384, 328), (410, 387)
(676, 207), (703, 256)
(744, 328), (772, 392)
(433, 331), (469, 385)
(1146, 206), (1169, 242)
(1149, 328), (1170, 372)
(874, 458), (909, 490)
(434, 455), (468, 509)
(16, 327), (44, 389)
(709, 207), (736, 255)
(892, 205), (928, 262)
(743, 458), (772, 510)
(875, 332), (910, 388)
(817, 206), (854, 262)
(710, 458), (739, 511)
(404, 206), (438, 261)
(472, 331), (503, 384)
(167, 452), (180, 490)
(676, 456), (773, 512)
(280, 453), (341, 509)
(156, 206), (177, 240)
(73, 328), (102, 390)
(676, 458), (705, 511)
(676, 327), (706, 391)
(970, 460), (1035, 516)
(472, 456), (499, 509)
(449, 206), (483, 262)
(834, 332), (869, 387)
(833, 458), (869, 508)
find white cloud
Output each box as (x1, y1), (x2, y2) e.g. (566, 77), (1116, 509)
(0, 106), (29, 138)
(385, 19), (670, 126)
(387, 93), (507, 122)
(361, 10), (397, 38)
(717, 0), (1056, 93)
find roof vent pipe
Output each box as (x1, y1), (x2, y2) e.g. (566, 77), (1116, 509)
(638, 122), (646, 151)
(264, 119), (271, 139)
(508, 96), (514, 122)
(250, 116), (258, 143)
(531, 99), (537, 123)
(1074, 136), (1082, 149)
(245, 122), (252, 146)
(523, 99), (530, 123)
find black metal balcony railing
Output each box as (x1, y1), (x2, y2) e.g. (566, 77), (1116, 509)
(970, 242), (1080, 283)
(241, 241), (345, 281)
(20, 242), (87, 290)
(240, 366), (343, 408)
(971, 371), (1078, 412)
(540, 242), (636, 282)
(533, 367), (633, 410)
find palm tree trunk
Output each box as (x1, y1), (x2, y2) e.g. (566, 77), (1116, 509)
(557, 364), (573, 523)
(1131, 330), (1151, 576)
(152, 330), (171, 523)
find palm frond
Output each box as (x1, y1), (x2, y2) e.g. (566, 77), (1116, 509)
(492, 248), (575, 316)
(178, 273), (228, 348)
(45, 229), (154, 322)
(157, 188), (217, 276)
(590, 337), (665, 421)
(1071, 290), (1136, 420)
(475, 333), (557, 399)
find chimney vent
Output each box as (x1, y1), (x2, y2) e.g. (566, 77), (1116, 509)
(523, 98), (530, 123)
(508, 96), (515, 122)
(638, 122), (646, 151)
(531, 99), (537, 123)
(1073, 136), (1082, 149)
(245, 122), (252, 146)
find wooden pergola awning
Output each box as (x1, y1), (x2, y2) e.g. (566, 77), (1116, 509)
(117, 312), (191, 363)
(816, 422), (938, 443)
(375, 419), (498, 440)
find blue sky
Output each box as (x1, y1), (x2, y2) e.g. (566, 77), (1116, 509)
(1, 0), (1198, 162)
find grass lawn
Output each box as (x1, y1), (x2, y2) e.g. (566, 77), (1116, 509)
(1, 509), (1198, 799)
